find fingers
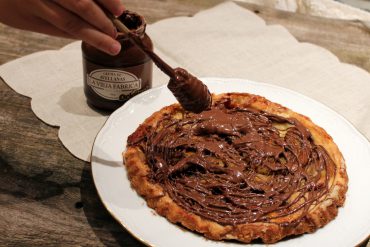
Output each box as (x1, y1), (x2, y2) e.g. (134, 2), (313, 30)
(0, 0), (73, 39)
(52, 0), (116, 38)
(96, 0), (125, 16)
(39, 0), (121, 55)
(23, 16), (74, 39)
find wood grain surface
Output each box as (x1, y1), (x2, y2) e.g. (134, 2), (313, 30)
(0, 1), (369, 246)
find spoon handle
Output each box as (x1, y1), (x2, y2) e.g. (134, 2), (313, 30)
(109, 15), (176, 79)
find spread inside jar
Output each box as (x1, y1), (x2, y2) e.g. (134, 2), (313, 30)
(119, 11), (142, 29)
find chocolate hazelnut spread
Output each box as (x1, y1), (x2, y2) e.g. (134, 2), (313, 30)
(122, 22), (212, 113)
(168, 68), (212, 113)
(128, 100), (336, 226)
(82, 11), (153, 111)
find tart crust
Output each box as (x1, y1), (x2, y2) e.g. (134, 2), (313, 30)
(123, 93), (348, 243)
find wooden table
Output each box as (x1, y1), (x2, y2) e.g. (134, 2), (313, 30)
(1, 1), (369, 246)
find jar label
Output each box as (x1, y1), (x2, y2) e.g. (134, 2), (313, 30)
(86, 69), (142, 101)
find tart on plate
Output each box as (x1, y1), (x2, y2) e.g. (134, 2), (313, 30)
(123, 92), (348, 244)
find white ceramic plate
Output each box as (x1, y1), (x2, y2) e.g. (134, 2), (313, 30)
(91, 78), (370, 247)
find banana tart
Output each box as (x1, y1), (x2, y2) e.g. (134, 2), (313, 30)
(123, 92), (348, 244)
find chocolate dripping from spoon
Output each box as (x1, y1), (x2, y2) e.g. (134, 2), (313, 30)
(110, 13), (212, 113)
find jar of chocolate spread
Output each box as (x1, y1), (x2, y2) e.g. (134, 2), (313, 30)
(82, 10), (153, 111)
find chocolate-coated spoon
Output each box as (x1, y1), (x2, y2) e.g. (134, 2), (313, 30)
(109, 13), (212, 113)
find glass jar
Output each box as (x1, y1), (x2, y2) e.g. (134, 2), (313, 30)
(82, 10), (153, 111)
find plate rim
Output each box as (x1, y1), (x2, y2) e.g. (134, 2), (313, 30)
(91, 77), (370, 247)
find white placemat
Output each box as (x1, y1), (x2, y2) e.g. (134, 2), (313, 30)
(1, 1), (370, 161)
(237, 0), (370, 21)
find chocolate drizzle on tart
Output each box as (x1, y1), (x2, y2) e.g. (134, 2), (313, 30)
(124, 93), (347, 243)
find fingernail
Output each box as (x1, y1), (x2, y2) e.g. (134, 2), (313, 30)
(109, 42), (121, 55)
(114, 5), (125, 16)
(112, 28), (118, 38)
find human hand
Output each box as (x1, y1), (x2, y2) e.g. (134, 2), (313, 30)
(0, 0), (125, 55)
